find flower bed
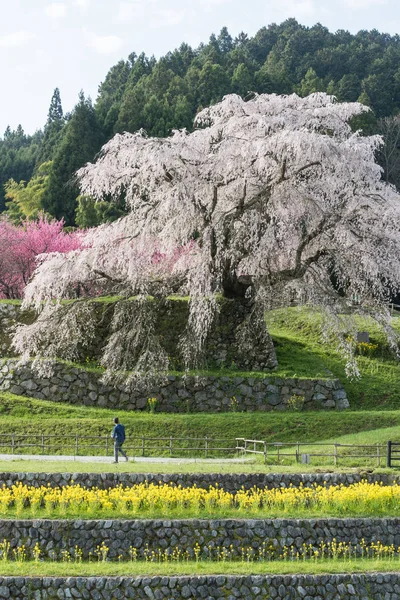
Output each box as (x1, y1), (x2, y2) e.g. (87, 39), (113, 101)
(0, 480), (400, 519)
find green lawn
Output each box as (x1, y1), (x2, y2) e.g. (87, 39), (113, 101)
(0, 459), (386, 473)
(0, 558), (398, 577)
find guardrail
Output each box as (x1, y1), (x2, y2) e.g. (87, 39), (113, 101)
(235, 438), (386, 466)
(0, 433), (237, 458)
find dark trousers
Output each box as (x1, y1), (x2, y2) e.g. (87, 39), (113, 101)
(114, 441), (128, 462)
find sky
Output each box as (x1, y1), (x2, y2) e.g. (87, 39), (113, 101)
(0, 0), (399, 135)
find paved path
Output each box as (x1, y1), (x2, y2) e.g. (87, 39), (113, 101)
(0, 453), (253, 464)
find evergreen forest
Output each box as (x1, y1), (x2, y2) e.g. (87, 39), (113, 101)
(3, 18), (400, 226)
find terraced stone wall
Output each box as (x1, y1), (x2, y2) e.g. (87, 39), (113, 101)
(0, 471), (392, 491)
(2, 517), (399, 559)
(0, 359), (349, 411)
(0, 573), (397, 599)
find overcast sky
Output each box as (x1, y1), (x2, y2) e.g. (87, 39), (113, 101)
(0, 0), (398, 135)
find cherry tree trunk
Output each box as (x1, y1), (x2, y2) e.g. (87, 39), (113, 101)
(206, 298), (278, 371)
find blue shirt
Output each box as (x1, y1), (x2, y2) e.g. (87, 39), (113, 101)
(112, 423), (125, 443)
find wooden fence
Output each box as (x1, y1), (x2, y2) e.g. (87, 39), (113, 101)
(0, 433), (237, 458)
(0, 433), (391, 466)
(235, 438), (386, 467)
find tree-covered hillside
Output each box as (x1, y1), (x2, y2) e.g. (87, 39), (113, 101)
(3, 19), (400, 224)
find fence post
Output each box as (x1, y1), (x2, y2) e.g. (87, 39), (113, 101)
(170, 436), (173, 457)
(334, 443), (338, 467)
(296, 442), (300, 464)
(377, 443), (380, 467)
(75, 434), (79, 457)
(387, 441), (392, 468)
(41, 434), (45, 455)
(141, 436), (145, 457)
(205, 436), (208, 459)
(263, 441), (267, 464)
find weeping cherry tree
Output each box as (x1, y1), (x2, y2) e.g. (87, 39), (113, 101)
(13, 93), (400, 382)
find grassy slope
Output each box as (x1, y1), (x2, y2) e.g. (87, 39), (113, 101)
(267, 308), (400, 409)
(1, 393), (400, 444)
(3, 300), (400, 406)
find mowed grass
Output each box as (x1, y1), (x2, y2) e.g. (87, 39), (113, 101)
(0, 559), (398, 577)
(0, 459), (383, 474)
(0, 392), (400, 452)
(266, 308), (400, 410)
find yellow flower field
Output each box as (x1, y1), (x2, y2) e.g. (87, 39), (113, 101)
(0, 480), (399, 518)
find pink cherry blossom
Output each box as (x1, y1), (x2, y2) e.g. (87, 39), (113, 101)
(0, 216), (82, 299)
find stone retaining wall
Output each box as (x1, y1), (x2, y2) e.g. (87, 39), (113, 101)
(0, 573), (398, 599)
(0, 298), (279, 372)
(0, 471), (392, 491)
(0, 359), (349, 412)
(1, 517), (399, 559)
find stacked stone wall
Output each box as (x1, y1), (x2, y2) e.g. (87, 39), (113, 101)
(0, 573), (398, 599)
(0, 470), (393, 491)
(1, 517), (399, 559)
(0, 359), (349, 411)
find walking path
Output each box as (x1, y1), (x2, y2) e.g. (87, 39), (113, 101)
(0, 453), (253, 464)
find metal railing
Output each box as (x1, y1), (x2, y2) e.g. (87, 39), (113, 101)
(236, 438), (386, 467)
(0, 433), (237, 459)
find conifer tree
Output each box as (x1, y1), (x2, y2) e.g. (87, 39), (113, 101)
(42, 92), (103, 225)
(37, 88), (65, 164)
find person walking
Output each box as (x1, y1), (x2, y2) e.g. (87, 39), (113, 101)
(111, 417), (128, 463)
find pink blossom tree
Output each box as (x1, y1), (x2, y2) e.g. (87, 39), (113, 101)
(0, 216), (82, 299)
(13, 93), (400, 380)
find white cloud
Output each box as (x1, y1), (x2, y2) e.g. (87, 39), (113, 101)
(201, 0), (233, 6)
(0, 31), (36, 48)
(116, 1), (146, 22)
(84, 30), (124, 55)
(45, 3), (67, 19)
(73, 0), (90, 10)
(277, 0), (317, 17)
(152, 8), (186, 27)
(117, 1), (185, 26)
(342, 0), (386, 7)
